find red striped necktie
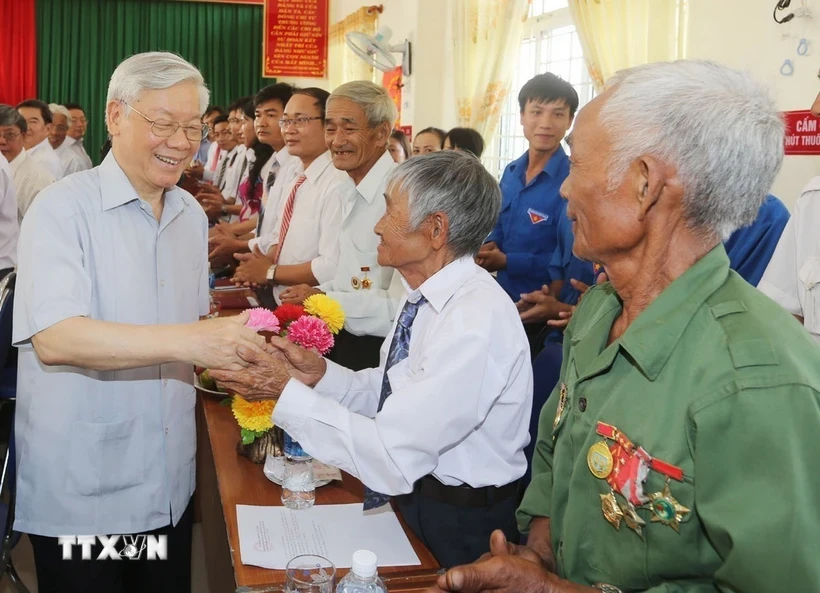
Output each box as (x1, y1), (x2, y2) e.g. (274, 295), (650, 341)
(273, 174), (307, 264)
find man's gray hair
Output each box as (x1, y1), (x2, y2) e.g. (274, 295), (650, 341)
(386, 151), (501, 258)
(328, 81), (397, 129)
(601, 60), (784, 240)
(48, 103), (72, 126)
(0, 105), (27, 134)
(106, 52), (210, 118)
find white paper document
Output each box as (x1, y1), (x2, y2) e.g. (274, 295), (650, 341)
(236, 504), (421, 570)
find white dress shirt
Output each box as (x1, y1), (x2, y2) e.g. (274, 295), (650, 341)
(13, 152), (209, 536)
(27, 137), (64, 180)
(70, 136), (94, 170)
(202, 141), (220, 183)
(759, 176), (820, 342)
(319, 150), (405, 337)
(221, 144), (246, 199)
(263, 151), (350, 303)
(55, 137), (90, 176)
(9, 149), (56, 222)
(247, 147), (300, 246)
(0, 155), (19, 270)
(274, 256), (533, 495)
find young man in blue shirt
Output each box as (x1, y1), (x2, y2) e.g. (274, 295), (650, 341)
(476, 73), (578, 345)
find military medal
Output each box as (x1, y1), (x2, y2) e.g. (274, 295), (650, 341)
(620, 500), (646, 537)
(552, 383), (568, 441)
(587, 441), (614, 479)
(351, 276), (361, 289)
(647, 480), (690, 532)
(600, 490), (623, 529)
(360, 266), (372, 289)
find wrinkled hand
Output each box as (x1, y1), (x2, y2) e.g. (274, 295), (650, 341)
(268, 336), (327, 387)
(547, 273), (608, 330)
(280, 284), (323, 305)
(232, 246), (273, 287)
(475, 245), (507, 273)
(188, 311), (267, 370)
(209, 345), (292, 400)
(186, 163), (204, 180)
(517, 286), (573, 324)
(429, 531), (558, 593)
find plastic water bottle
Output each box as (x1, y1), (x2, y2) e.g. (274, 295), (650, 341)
(208, 263), (216, 290)
(281, 432), (315, 510)
(336, 550), (386, 593)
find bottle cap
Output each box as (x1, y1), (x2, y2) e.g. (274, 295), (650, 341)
(351, 549), (377, 578)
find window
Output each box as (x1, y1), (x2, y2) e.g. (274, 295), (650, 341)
(483, 4), (595, 178)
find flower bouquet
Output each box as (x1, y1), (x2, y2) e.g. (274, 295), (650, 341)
(226, 296), (345, 463)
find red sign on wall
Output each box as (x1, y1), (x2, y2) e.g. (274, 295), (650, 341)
(784, 110), (820, 155)
(263, 0), (328, 78)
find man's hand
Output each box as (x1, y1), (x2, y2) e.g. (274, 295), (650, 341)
(186, 162), (204, 180)
(546, 272), (608, 330)
(517, 286), (573, 324)
(199, 195), (223, 223)
(208, 233), (247, 263)
(430, 556), (556, 593)
(186, 311), (267, 370)
(476, 244), (507, 273)
(208, 345), (292, 400)
(268, 336), (327, 387)
(280, 284), (323, 305)
(209, 222), (236, 240)
(232, 246), (273, 287)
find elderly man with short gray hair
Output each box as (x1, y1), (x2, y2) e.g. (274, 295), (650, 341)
(424, 60), (820, 593)
(212, 150), (534, 568)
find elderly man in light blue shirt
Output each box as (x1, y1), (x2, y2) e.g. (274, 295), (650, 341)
(13, 52), (264, 593)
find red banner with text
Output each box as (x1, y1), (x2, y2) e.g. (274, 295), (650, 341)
(263, 0), (328, 78)
(784, 110), (820, 155)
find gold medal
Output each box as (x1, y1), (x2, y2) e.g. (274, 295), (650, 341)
(621, 501), (646, 538)
(600, 490), (623, 530)
(587, 441), (614, 479)
(647, 480), (690, 533)
(351, 276), (361, 290)
(552, 383), (568, 441)
(360, 267), (372, 290)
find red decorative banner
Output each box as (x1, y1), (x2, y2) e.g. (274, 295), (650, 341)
(399, 125), (413, 139)
(177, 0), (263, 4)
(382, 66), (403, 128)
(784, 110), (820, 155)
(263, 0), (328, 78)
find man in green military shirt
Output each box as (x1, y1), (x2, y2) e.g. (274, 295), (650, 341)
(426, 60), (820, 593)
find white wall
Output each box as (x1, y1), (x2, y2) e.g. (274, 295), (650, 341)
(687, 0), (820, 208)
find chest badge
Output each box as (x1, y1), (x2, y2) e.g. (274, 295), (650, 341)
(527, 208), (548, 224)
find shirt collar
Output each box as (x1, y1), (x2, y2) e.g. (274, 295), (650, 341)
(63, 136), (77, 148)
(401, 256), (477, 314)
(273, 145), (291, 165)
(8, 148), (27, 174)
(28, 137), (51, 156)
(98, 151), (187, 218)
(572, 244), (730, 381)
(509, 145), (567, 180)
(356, 150), (397, 204)
(301, 150), (333, 183)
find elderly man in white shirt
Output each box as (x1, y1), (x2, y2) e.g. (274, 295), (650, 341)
(13, 52), (265, 593)
(232, 88), (351, 304)
(17, 99), (64, 180)
(0, 106), (55, 221)
(0, 154), (19, 278)
(281, 81), (406, 370)
(212, 151), (533, 569)
(48, 103), (90, 176)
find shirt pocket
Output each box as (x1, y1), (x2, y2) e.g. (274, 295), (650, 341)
(68, 416), (145, 496)
(798, 258), (820, 336)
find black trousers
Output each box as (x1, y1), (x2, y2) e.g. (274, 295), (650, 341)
(326, 329), (384, 371)
(394, 484), (521, 568)
(29, 497), (194, 593)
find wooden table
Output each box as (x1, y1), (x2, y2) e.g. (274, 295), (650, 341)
(195, 291), (442, 592)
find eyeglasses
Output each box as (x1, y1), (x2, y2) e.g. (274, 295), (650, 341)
(0, 131), (20, 142)
(278, 116), (323, 129)
(124, 102), (209, 142)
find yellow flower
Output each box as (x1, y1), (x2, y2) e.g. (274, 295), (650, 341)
(231, 396), (275, 433)
(303, 294), (345, 334)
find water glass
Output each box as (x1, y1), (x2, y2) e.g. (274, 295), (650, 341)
(285, 554), (335, 593)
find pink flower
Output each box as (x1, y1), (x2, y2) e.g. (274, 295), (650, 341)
(286, 315), (334, 355)
(243, 307), (281, 333)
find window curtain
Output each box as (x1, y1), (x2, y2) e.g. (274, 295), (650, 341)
(451, 0), (530, 143)
(37, 0), (271, 165)
(0, 0), (37, 105)
(328, 7), (378, 90)
(568, 0), (688, 91)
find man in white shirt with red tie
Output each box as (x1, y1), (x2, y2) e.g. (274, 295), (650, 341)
(211, 151), (533, 568)
(231, 88), (350, 304)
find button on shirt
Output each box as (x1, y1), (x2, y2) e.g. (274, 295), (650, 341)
(274, 257), (533, 495)
(487, 147), (570, 301)
(759, 178), (820, 342)
(0, 155), (19, 269)
(320, 150), (405, 337)
(260, 151), (351, 303)
(9, 149), (56, 222)
(724, 194), (789, 287)
(55, 137), (91, 177)
(518, 245), (820, 591)
(13, 152), (210, 536)
(27, 136), (64, 180)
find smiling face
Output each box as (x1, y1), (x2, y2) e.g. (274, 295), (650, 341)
(521, 98), (573, 155)
(412, 132), (442, 156)
(49, 112), (69, 149)
(254, 99), (285, 151)
(107, 83), (202, 201)
(388, 137), (407, 163)
(18, 106), (50, 149)
(325, 98), (389, 181)
(281, 94), (326, 163)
